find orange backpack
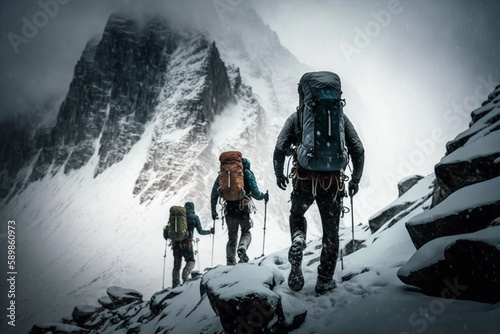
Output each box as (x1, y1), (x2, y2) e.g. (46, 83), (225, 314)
(218, 151), (245, 201)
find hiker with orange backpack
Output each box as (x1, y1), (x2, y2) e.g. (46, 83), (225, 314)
(211, 152), (269, 265)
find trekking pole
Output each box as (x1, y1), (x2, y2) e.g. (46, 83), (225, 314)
(340, 247), (344, 271)
(350, 195), (355, 244)
(196, 238), (200, 271)
(211, 219), (215, 267)
(162, 239), (168, 290)
(261, 192), (268, 257)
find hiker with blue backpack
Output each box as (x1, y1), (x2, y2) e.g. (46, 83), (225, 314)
(163, 202), (214, 288)
(211, 152), (269, 265)
(273, 72), (365, 295)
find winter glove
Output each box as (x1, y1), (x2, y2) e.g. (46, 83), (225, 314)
(348, 181), (359, 197)
(263, 191), (269, 203)
(212, 211), (219, 220)
(163, 226), (169, 240)
(210, 227), (215, 234)
(276, 174), (289, 190)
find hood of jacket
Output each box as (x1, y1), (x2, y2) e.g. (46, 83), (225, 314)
(242, 158), (250, 170)
(184, 202), (195, 214)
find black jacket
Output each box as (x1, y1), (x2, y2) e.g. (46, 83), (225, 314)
(184, 202), (211, 239)
(273, 112), (365, 183)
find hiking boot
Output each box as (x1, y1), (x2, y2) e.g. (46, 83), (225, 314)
(288, 242), (304, 291)
(237, 247), (249, 263)
(315, 278), (336, 295)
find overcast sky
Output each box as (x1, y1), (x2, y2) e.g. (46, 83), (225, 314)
(251, 0), (500, 189)
(1, 0), (499, 204)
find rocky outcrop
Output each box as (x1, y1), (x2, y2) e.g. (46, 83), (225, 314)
(368, 175), (434, 234)
(106, 286), (142, 307)
(1, 13), (254, 203)
(398, 85), (500, 304)
(200, 264), (291, 333)
(30, 286), (145, 334)
(406, 176), (500, 249)
(72, 305), (99, 326)
(398, 175), (424, 197)
(132, 34), (236, 203)
(434, 131), (500, 201)
(30, 15), (174, 182)
(0, 101), (57, 199)
(398, 226), (500, 304)
(433, 84), (500, 205)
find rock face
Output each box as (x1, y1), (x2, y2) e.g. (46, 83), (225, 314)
(200, 264), (289, 333)
(132, 35), (235, 203)
(398, 226), (500, 304)
(0, 13), (256, 203)
(30, 15), (174, 182)
(406, 84), (500, 248)
(398, 84), (500, 304)
(434, 84), (500, 205)
(0, 101), (58, 199)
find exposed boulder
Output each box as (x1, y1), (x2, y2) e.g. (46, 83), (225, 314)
(97, 296), (114, 309)
(29, 322), (89, 334)
(106, 286), (142, 307)
(398, 175), (424, 197)
(406, 176), (500, 249)
(149, 288), (182, 314)
(368, 175), (434, 234)
(369, 202), (414, 234)
(398, 226), (500, 304)
(72, 305), (99, 326)
(445, 86), (500, 155)
(200, 264), (292, 333)
(435, 131), (500, 202)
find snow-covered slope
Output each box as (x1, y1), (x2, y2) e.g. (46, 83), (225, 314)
(27, 172), (499, 333)
(23, 86), (500, 334)
(0, 7), (312, 333)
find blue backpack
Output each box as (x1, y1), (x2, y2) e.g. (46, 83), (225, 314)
(296, 71), (348, 172)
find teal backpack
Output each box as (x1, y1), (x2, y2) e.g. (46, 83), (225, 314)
(296, 71), (348, 172)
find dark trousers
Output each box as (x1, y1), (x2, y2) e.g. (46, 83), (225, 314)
(225, 204), (252, 265)
(290, 177), (342, 281)
(172, 240), (195, 287)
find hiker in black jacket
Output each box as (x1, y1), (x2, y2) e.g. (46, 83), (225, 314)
(164, 202), (213, 287)
(273, 110), (365, 294)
